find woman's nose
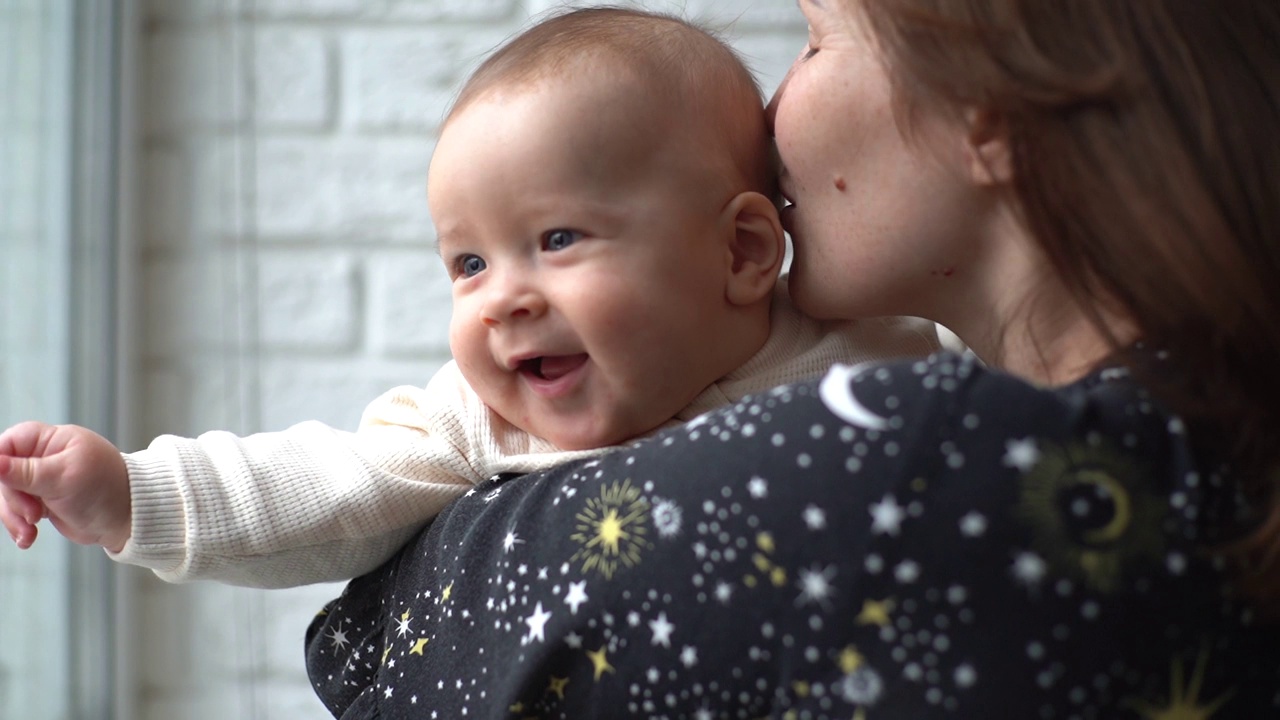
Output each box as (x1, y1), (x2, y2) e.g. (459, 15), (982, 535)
(479, 281), (547, 328)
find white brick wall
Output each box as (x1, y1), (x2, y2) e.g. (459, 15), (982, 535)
(129, 1), (805, 716)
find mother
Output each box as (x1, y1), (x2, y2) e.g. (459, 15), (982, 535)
(307, 1), (1280, 716)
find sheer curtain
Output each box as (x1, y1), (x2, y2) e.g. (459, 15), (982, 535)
(0, 0), (128, 717)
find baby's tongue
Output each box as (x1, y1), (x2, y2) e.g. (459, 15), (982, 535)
(539, 353), (588, 380)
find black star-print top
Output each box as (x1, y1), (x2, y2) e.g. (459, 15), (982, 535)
(306, 352), (1279, 719)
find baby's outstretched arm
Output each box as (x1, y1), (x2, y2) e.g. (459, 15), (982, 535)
(0, 421), (130, 552)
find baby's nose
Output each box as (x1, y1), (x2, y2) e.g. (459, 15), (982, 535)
(479, 283), (546, 327)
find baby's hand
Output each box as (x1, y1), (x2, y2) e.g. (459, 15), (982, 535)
(0, 422), (130, 552)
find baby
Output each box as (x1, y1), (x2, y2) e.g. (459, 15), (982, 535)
(0, 8), (938, 587)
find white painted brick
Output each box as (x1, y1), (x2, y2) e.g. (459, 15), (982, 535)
(367, 250), (453, 356)
(141, 139), (245, 248)
(141, 29), (245, 134)
(343, 27), (513, 131)
(139, 146), (190, 247)
(253, 136), (434, 240)
(140, 252), (236, 357)
(372, 0), (519, 22)
(255, 357), (444, 431)
(686, 0), (808, 28)
(135, 358), (260, 444)
(251, 0), (369, 18)
(257, 250), (359, 352)
(255, 0), (517, 21)
(253, 29), (331, 129)
(141, 0), (244, 22)
(137, 582), (252, 691)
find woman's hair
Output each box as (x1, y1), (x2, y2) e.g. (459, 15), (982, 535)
(855, 0), (1280, 599)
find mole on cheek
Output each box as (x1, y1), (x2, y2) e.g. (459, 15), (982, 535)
(834, 177), (847, 191)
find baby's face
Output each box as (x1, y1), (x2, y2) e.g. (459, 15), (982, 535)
(429, 72), (741, 449)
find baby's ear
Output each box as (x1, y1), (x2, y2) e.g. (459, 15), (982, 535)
(723, 191), (785, 306)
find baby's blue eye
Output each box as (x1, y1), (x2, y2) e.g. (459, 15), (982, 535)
(458, 254), (486, 278)
(543, 229), (579, 251)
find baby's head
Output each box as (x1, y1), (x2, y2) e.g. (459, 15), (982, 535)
(428, 7), (786, 450)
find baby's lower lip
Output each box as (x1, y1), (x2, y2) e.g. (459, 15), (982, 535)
(519, 354), (589, 398)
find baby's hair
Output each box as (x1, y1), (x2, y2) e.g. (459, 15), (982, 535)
(446, 6), (776, 198)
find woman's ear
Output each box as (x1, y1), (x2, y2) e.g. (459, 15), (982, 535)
(722, 191), (786, 306)
(964, 107), (1012, 186)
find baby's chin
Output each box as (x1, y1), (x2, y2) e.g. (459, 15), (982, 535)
(537, 415), (669, 452)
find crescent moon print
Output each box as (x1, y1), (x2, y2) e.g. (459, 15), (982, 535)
(819, 363), (890, 431)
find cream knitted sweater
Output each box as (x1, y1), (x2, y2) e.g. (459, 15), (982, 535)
(110, 289), (938, 587)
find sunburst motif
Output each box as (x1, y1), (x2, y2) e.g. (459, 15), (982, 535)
(1127, 647), (1235, 719)
(570, 480), (651, 579)
(1015, 439), (1164, 592)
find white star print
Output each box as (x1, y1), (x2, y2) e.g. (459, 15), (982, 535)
(715, 581), (733, 604)
(565, 581), (588, 614)
(803, 505), (827, 530)
(680, 646), (698, 667)
(395, 615), (412, 638)
(748, 476), (769, 498)
(524, 602), (552, 643)
(1012, 551), (1047, 586)
(650, 613), (675, 647)
(503, 531), (523, 552)
(327, 625), (349, 651)
(628, 611), (641, 627)
(538, 567), (549, 580)
(894, 560), (921, 583)
(1003, 438), (1041, 472)
(797, 564), (837, 608)
(959, 511), (988, 537)
(484, 487), (502, 502)
(869, 494), (907, 536)
(565, 632), (583, 649)
(384, 686), (393, 699)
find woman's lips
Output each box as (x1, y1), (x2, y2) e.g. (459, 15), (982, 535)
(518, 353), (589, 397)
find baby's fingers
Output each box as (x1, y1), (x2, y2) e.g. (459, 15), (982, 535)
(0, 487), (41, 549)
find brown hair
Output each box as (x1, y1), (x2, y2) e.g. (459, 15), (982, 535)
(444, 6), (776, 198)
(854, 0), (1280, 601)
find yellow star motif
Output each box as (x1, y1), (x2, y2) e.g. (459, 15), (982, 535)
(838, 645), (865, 674)
(1127, 648), (1235, 720)
(757, 532), (775, 554)
(547, 675), (569, 699)
(381, 645), (392, 665)
(441, 582), (453, 601)
(911, 477), (927, 492)
(409, 638), (429, 655)
(855, 598), (894, 627)
(586, 645), (615, 680)
(508, 702), (523, 713)
(770, 567), (787, 587)
(401, 609), (411, 621)
(791, 681), (811, 698)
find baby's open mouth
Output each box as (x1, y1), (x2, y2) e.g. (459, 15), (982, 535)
(518, 353), (588, 381)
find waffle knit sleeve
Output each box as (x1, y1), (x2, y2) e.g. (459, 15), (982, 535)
(106, 361), (567, 588)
